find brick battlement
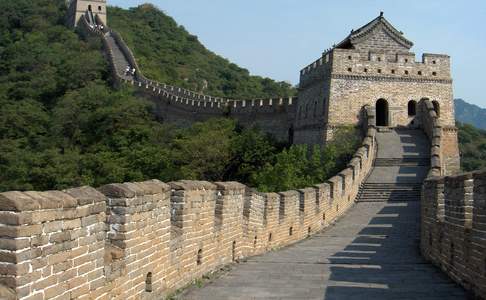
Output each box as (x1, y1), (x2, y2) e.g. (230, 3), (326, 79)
(0, 109), (377, 300)
(419, 98), (482, 298)
(300, 49), (451, 88)
(421, 172), (486, 299)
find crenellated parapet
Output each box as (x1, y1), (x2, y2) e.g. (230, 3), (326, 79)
(421, 171), (486, 299)
(420, 96), (484, 297)
(0, 109), (377, 300)
(419, 98), (460, 176)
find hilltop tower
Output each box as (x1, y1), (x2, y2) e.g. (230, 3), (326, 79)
(295, 13), (460, 174)
(67, 0), (107, 27)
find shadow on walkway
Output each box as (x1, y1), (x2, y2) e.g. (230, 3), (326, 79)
(324, 201), (466, 300)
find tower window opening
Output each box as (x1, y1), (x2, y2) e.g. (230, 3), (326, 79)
(432, 72), (437, 76)
(391, 69), (395, 74)
(88, 5), (92, 11)
(145, 273), (153, 292)
(347, 67), (352, 72)
(98, 6), (102, 11)
(404, 58), (408, 63)
(404, 70), (409, 75)
(418, 71), (422, 75)
(348, 55), (352, 60)
(364, 68), (368, 73)
(289, 227), (293, 236)
(377, 69), (382, 73)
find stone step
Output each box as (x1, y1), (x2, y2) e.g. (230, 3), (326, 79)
(373, 158), (430, 167)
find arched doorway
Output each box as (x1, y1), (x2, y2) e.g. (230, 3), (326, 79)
(376, 99), (389, 127)
(432, 101), (440, 117)
(408, 100), (417, 116)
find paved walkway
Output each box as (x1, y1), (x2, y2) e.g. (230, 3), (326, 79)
(180, 129), (466, 300)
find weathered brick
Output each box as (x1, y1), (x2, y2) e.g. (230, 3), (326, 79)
(0, 192), (40, 212)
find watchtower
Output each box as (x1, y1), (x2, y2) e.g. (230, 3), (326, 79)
(67, 0), (107, 27)
(295, 12), (459, 173)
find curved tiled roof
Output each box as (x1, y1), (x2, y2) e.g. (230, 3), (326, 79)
(336, 12), (414, 50)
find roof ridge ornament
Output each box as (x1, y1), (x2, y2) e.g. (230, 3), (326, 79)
(380, 11), (384, 17)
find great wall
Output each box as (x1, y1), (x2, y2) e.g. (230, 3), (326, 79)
(0, 1), (484, 299)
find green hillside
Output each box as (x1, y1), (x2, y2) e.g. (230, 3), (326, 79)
(457, 122), (486, 171)
(107, 4), (296, 99)
(0, 0), (353, 193)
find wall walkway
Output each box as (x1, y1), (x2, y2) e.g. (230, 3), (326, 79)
(180, 129), (468, 299)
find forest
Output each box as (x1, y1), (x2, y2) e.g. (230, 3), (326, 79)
(0, 0), (356, 193)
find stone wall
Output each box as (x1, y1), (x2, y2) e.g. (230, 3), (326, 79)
(0, 111), (377, 300)
(421, 172), (486, 299)
(293, 50), (332, 145)
(327, 49), (455, 129)
(0, 187), (107, 299)
(420, 98), (483, 298)
(419, 99), (460, 176)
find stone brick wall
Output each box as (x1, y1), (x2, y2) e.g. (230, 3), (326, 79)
(421, 172), (486, 299)
(421, 97), (481, 298)
(419, 99), (460, 176)
(0, 111), (377, 300)
(293, 51), (332, 145)
(328, 49), (455, 129)
(0, 187), (107, 299)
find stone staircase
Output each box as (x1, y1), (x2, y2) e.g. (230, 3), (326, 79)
(104, 32), (135, 82)
(373, 157), (430, 167)
(357, 183), (422, 202)
(357, 129), (430, 203)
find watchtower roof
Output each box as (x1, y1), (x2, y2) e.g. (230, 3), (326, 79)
(335, 12), (414, 50)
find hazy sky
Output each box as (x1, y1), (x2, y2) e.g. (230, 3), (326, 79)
(109, 0), (486, 107)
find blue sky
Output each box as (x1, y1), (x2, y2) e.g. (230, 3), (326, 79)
(110, 0), (486, 107)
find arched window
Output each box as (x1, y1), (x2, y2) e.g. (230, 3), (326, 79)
(432, 101), (440, 117)
(196, 249), (202, 265)
(88, 4), (92, 11)
(408, 100), (417, 116)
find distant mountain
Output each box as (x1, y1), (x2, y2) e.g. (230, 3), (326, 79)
(455, 98), (486, 130)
